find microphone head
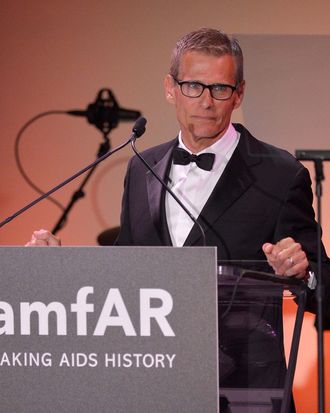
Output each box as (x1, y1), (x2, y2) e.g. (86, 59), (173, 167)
(133, 117), (147, 138)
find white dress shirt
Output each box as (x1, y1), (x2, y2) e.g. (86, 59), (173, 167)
(165, 123), (316, 289)
(165, 123), (240, 247)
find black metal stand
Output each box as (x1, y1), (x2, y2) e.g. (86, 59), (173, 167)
(218, 266), (307, 413)
(295, 149), (329, 413)
(0, 88), (142, 231)
(314, 159), (325, 413)
(52, 88), (141, 235)
(52, 134), (110, 235)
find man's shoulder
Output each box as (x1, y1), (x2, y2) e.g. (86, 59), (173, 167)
(234, 123), (302, 170)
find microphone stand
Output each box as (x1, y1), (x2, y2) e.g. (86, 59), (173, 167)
(52, 132), (110, 235)
(0, 118), (146, 229)
(130, 138), (207, 247)
(2, 88), (142, 233)
(295, 149), (329, 413)
(314, 159), (325, 413)
(52, 88), (141, 235)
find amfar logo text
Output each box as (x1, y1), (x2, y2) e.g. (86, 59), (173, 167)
(0, 287), (175, 337)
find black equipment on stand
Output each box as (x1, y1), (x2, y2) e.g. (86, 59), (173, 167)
(52, 89), (141, 235)
(0, 116), (146, 230)
(295, 149), (329, 413)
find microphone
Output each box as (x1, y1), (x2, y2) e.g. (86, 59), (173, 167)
(66, 89), (141, 134)
(0, 118), (147, 229)
(132, 116), (146, 137)
(295, 150), (330, 161)
(130, 135), (207, 247)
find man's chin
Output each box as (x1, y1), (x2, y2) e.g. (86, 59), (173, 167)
(193, 128), (226, 141)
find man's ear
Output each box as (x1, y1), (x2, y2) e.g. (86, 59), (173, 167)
(164, 74), (176, 104)
(233, 80), (246, 109)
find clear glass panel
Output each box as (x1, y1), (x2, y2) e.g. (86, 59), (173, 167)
(217, 262), (305, 412)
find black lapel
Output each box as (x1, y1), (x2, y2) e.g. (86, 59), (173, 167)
(184, 126), (262, 246)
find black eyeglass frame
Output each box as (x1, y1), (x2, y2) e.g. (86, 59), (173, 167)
(172, 76), (238, 101)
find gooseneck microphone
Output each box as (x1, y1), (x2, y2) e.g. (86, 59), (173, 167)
(130, 135), (206, 247)
(0, 118), (147, 229)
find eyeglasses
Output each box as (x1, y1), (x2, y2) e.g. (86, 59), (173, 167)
(172, 77), (237, 101)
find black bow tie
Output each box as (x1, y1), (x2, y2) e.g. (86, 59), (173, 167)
(173, 147), (215, 171)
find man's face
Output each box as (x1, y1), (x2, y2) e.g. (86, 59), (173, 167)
(164, 51), (245, 152)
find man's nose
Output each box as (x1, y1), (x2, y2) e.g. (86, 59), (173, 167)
(200, 87), (214, 107)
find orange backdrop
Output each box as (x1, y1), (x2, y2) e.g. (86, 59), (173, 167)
(1, 2), (329, 411)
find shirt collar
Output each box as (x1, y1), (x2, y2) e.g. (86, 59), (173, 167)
(178, 123), (239, 171)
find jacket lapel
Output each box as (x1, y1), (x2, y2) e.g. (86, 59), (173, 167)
(184, 127), (262, 246)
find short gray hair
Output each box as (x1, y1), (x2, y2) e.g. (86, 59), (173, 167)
(169, 27), (244, 84)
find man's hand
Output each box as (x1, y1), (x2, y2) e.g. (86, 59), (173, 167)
(25, 229), (61, 247)
(262, 237), (309, 279)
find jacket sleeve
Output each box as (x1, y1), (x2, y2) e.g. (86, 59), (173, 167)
(274, 165), (330, 327)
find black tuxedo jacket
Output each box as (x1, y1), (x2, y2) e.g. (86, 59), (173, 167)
(116, 124), (330, 318)
(115, 123), (330, 387)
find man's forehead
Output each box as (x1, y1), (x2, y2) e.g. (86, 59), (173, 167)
(177, 51), (236, 78)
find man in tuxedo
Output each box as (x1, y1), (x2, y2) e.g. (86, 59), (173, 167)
(28, 27), (329, 393)
(28, 26), (329, 317)
(114, 28), (325, 284)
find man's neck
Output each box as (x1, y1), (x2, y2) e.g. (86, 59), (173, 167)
(179, 124), (233, 154)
